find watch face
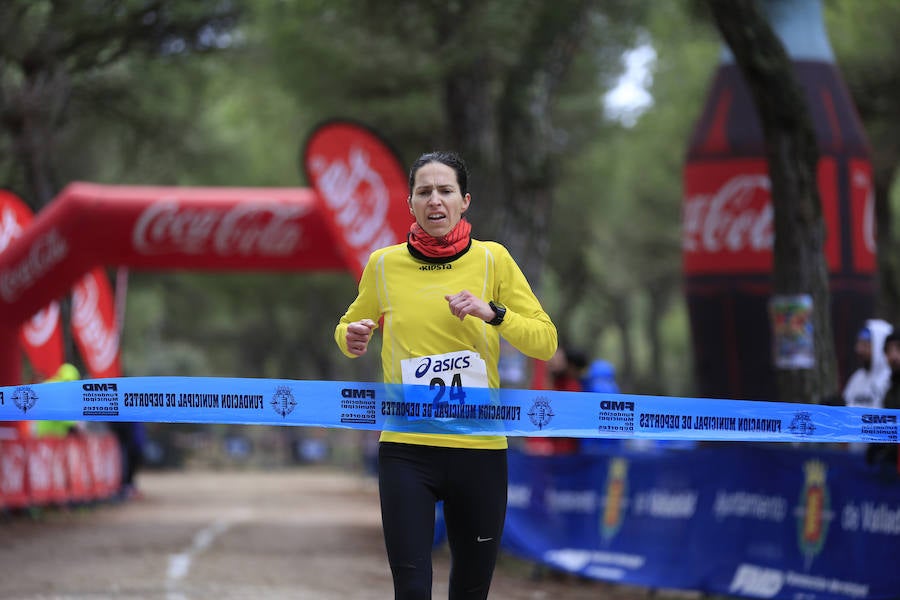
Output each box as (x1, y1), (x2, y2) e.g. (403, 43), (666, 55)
(489, 301), (506, 325)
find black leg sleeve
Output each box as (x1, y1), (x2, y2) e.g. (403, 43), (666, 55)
(378, 443), (439, 600)
(442, 448), (507, 600)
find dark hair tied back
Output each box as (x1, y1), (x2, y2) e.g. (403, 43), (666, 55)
(408, 151), (469, 197)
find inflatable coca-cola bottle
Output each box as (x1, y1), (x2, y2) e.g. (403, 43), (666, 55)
(683, 0), (875, 400)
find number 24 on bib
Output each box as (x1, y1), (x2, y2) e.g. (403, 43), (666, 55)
(400, 350), (489, 409)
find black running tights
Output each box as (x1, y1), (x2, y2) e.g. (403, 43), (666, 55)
(378, 442), (508, 600)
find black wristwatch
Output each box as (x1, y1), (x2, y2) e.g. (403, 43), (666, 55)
(487, 301), (506, 326)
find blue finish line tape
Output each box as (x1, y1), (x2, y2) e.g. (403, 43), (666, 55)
(1, 377), (898, 443)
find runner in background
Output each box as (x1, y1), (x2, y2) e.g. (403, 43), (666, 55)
(34, 363), (82, 438)
(335, 150), (557, 600)
(523, 345), (585, 456)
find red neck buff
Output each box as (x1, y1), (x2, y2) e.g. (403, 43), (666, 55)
(407, 218), (472, 259)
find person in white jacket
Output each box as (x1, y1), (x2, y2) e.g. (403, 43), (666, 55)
(843, 318), (894, 409)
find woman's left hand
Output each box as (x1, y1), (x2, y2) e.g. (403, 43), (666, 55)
(444, 290), (494, 322)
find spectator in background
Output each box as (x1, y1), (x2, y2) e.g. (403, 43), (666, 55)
(524, 345), (585, 456)
(34, 363), (82, 438)
(550, 345), (588, 392)
(843, 319), (893, 409)
(109, 421), (146, 500)
(880, 330), (900, 409)
(580, 357), (625, 454)
(1, 364), (82, 441)
(866, 330), (900, 470)
(581, 358), (620, 394)
(843, 319), (893, 456)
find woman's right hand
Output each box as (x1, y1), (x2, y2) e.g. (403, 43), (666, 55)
(346, 319), (377, 356)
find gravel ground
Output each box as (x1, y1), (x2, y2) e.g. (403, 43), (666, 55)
(0, 468), (683, 600)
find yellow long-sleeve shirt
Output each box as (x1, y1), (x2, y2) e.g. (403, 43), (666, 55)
(335, 239), (557, 449)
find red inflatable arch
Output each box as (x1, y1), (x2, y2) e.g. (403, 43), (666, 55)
(0, 121), (413, 385)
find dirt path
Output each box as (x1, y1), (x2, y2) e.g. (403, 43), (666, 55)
(0, 469), (655, 599)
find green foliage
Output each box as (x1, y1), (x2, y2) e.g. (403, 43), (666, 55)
(825, 0), (900, 219)
(121, 271), (381, 382)
(110, 0), (667, 387)
(546, 1), (718, 394)
(0, 0), (244, 205)
(5, 0), (899, 400)
(825, 0), (900, 324)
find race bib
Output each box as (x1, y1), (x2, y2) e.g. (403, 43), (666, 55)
(401, 350), (489, 412)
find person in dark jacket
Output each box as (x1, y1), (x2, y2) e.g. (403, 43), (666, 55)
(881, 331), (900, 410)
(866, 330), (900, 469)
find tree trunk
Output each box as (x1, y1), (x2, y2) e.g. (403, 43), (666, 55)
(708, 0), (838, 404)
(612, 294), (634, 391)
(3, 62), (71, 211)
(647, 285), (665, 395)
(442, 71), (507, 257)
(442, 0), (596, 288)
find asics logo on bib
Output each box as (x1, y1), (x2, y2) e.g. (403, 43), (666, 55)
(414, 355), (472, 379)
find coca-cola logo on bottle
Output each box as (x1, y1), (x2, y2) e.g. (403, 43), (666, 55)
(309, 147), (395, 268)
(72, 273), (118, 373)
(0, 229), (69, 303)
(854, 168), (876, 255)
(683, 174), (773, 256)
(131, 199), (310, 256)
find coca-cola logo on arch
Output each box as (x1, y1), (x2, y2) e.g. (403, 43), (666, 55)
(131, 199), (310, 257)
(0, 205), (26, 252)
(0, 228), (69, 302)
(0, 194), (60, 346)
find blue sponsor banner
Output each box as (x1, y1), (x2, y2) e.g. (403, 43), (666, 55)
(503, 443), (900, 599)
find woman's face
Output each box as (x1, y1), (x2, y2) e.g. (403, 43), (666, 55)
(408, 161), (471, 238)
